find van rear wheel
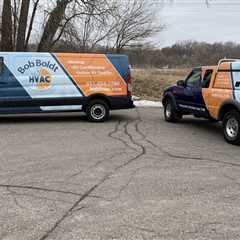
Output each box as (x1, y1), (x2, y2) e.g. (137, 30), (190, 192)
(85, 99), (110, 122)
(223, 110), (240, 145)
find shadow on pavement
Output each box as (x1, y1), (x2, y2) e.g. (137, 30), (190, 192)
(178, 117), (223, 137)
(0, 112), (134, 124)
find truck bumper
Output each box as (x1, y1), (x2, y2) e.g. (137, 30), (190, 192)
(109, 96), (135, 110)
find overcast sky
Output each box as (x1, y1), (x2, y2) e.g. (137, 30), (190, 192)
(155, 0), (240, 47)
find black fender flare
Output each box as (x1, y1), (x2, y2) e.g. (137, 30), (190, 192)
(218, 99), (240, 121)
(162, 92), (178, 110)
(83, 94), (111, 110)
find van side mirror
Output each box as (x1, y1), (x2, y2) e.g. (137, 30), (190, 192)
(177, 80), (185, 87)
(0, 57), (3, 75)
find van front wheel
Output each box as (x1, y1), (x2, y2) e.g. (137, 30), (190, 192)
(85, 99), (110, 122)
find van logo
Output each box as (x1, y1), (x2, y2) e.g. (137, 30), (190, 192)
(29, 68), (53, 90)
(18, 60), (58, 74)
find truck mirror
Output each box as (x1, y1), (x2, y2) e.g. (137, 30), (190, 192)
(177, 80), (185, 87)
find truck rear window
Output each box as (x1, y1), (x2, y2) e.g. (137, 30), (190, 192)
(202, 70), (213, 88)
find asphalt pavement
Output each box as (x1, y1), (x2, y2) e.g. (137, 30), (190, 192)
(0, 107), (240, 240)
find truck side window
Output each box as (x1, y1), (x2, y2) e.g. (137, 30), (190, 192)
(202, 70), (213, 88)
(186, 71), (201, 88)
(0, 57), (3, 75)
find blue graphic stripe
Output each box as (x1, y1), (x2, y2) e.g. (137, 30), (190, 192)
(107, 54), (130, 82)
(0, 107), (42, 114)
(0, 64), (32, 99)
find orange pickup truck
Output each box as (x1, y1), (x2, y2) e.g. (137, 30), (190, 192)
(162, 59), (240, 145)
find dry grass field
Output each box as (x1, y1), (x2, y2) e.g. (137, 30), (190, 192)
(132, 68), (189, 100)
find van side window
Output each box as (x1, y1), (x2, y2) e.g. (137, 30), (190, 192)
(0, 57), (4, 75)
(202, 70), (213, 88)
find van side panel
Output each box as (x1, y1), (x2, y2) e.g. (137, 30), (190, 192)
(0, 52), (133, 114)
(54, 53), (127, 97)
(4, 53), (83, 99)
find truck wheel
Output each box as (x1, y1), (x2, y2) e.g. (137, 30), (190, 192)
(85, 99), (110, 122)
(164, 99), (182, 122)
(223, 110), (240, 145)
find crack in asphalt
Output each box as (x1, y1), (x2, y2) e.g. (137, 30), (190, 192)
(37, 111), (149, 239)
(0, 111), (148, 240)
(108, 116), (147, 171)
(38, 175), (109, 240)
(135, 108), (240, 169)
(2, 108), (236, 239)
(0, 184), (83, 197)
(6, 187), (77, 205)
(68, 151), (125, 179)
(94, 165), (156, 202)
(108, 120), (138, 152)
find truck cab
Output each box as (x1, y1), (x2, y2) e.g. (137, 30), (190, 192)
(162, 59), (240, 145)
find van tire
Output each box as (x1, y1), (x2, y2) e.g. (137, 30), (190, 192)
(85, 99), (110, 122)
(164, 99), (182, 122)
(223, 110), (240, 145)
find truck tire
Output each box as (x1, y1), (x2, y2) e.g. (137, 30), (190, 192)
(164, 99), (182, 122)
(223, 110), (240, 145)
(85, 99), (110, 122)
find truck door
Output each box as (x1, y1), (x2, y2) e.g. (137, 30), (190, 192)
(176, 68), (205, 114)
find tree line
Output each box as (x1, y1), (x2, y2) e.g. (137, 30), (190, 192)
(125, 41), (240, 68)
(0, 0), (161, 52)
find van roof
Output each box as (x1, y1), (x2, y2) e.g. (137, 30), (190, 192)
(0, 52), (127, 58)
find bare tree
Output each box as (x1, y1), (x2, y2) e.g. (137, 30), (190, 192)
(38, 0), (73, 51)
(16, 0), (30, 51)
(61, 0), (163, 53)
(1, 0), (163, 52)
(1, 0), (13, 51)
(62, 0), (117, 51)
(12, 0), (21, 48)
(25, 0), (40, 50)
(111, 0), (163, 53)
